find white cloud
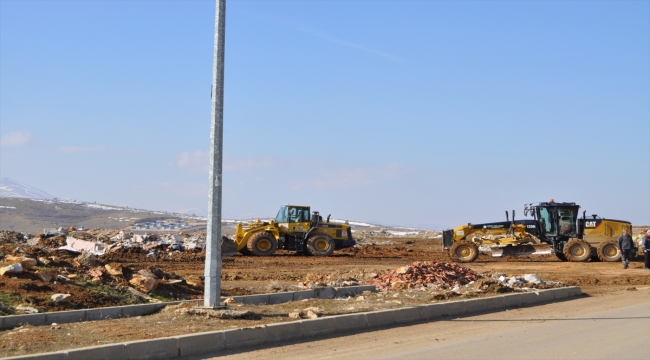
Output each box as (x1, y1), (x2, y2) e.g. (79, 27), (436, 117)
(176, 150), (209, 174)
(0, 131), (31, 147)
(58, 146), (105, 153)
(156, 181), (207, 198)
(293, 162), (417, 190)
(173, 151), (418, 190)
(224, 154), (279, 173)
(175, 152), (280, 175)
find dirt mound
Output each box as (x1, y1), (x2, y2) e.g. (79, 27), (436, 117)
(101, 248), (206, 263)
(367, 261), (480, 291)
(37, 235), (67, 248)
(0, 230), (30, 244)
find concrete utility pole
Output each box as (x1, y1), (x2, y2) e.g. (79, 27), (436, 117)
(204, 0), (226, 308)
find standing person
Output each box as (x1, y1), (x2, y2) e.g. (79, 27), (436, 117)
(618, 229), (634, 269)
(642, 230), (650, 271)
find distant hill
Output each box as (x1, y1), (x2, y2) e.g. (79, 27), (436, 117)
(0, 197), (208, 234)
(0, 178), (422, 234)
(0, 177), (56, 199)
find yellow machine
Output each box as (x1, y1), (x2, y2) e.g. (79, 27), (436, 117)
(226, 205), (355, 256)
(443, 201), (634, 262)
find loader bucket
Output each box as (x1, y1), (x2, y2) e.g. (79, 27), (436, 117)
(221, 236), (237, 256)
(490, 244), (553, 258)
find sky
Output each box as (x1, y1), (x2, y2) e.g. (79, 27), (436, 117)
(1, 0), (649, 229)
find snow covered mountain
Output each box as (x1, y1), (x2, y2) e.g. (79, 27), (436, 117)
(0, 177), (56, 199)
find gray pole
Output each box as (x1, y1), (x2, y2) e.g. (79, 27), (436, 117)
(204, 0), (226, 308)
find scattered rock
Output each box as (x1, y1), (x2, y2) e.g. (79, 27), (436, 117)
(51, 294), (72, 303)
(5, 256), (37, 269)
(303, 307), (323, 315)
(396, 266), (412, 275)
(176, 308), (259, 319)
(15, 305), (39, 314)
(36, 272), (53, 283)
(305, 310), (319, 319)
(223, 297), (237, 305)
(129, 274), (160, 292)
(0, 263), (23, 276)
(288, 312), (302, 319)
(76, 252), (101, 267)
(103, 263), (123, 276)
(522, 274), (541, 284)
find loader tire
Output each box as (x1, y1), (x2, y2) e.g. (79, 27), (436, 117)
(246, 232), (277, 256)
(563, 239), (591, 262)
(596, 240), (621, 262)
(305, 234), (335, 256)
(449, 241), (479, 263)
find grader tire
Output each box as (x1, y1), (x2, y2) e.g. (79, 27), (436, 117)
(449, 241), (479, 263)
(597, 240), (621, 262)
(563, 239), (591, 262)
(246, 232), (277, 256)
(305, 234), (335, 256)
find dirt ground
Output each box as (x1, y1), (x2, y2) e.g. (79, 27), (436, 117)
(1, 230), (650, 357)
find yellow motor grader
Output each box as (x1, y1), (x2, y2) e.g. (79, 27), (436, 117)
(443, 201), (633, 263)
(223, 204), (355, 256)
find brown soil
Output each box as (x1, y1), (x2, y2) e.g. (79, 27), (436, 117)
(2, 234), (650, 357)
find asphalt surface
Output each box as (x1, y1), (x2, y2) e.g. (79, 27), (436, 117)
(194, 288), (650, 360)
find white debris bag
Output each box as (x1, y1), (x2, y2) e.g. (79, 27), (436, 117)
(58, 237), (106, 255)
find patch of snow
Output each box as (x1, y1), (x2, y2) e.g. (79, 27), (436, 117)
(0, 205), (16, 209)
(386, 231), (420, 236)
(85, 204), (124, 211)
(0, 177), (56, 199)
(329, 219), (374, 227)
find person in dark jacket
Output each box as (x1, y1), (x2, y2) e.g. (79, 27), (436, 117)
(618, 229), (634, 269)
(642, 230), (650, 271)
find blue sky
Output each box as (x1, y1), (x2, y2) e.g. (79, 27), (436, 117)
(1, 0), (648, 228)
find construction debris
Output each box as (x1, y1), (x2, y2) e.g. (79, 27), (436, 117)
(175, 307), (259, 319)
(60, 237), (106, 255)
(288, 307), (324, 319)
(15, 305), (39, 314)
(4, 255), (37, 269)
(367, 261), (480, 292)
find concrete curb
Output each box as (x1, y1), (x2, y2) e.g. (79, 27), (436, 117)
(3, 286), (581, 360)
(0, 285), (376, 330)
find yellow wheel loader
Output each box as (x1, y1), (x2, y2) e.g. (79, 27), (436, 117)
(443, 201), (633, 263)
(224, 205), (355, 256)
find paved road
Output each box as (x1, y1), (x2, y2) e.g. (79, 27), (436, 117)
(193, 289), (650, 360)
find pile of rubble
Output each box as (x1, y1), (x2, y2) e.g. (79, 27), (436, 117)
(2, 227), (209, 257)
(489, 273), (563, 290)
(366, 261), (480, 292)
(0, 230), (31, 244)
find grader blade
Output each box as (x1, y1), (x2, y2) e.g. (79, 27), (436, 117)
(490, 244), (553, 257)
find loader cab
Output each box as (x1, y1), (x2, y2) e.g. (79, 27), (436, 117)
(534, 202), (580, 239)
(275, 205), (311, 224)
